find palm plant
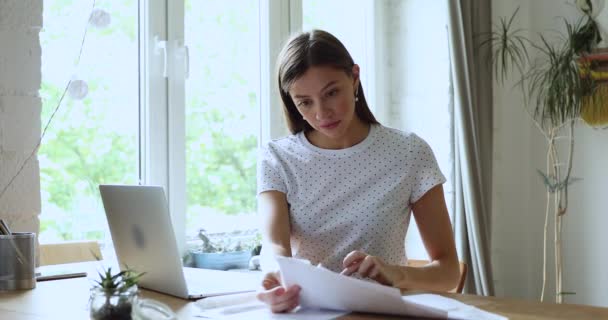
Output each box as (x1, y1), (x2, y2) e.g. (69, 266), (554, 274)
(481, 1), (604, 303)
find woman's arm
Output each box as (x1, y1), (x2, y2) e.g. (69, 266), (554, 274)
(258, 190), (292, 265)
(257, 190), (301, 313)
(397, 184), (460, 291)
(341, 185), (460, 292)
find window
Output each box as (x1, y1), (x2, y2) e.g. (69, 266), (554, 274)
(38, 0), (317, 254)
(39, 0), (139, 245)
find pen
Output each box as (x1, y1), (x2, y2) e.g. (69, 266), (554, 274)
(0, 219), (10, 235)
(0, 219), (28, 266)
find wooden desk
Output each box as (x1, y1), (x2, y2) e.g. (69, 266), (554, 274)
(1, 264), (607, 319)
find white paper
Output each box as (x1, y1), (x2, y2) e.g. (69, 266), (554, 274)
(402, 294), (508, 320)
(276, 256), (446, 318)
(195, 290), (347, 320)
(196, 301), (346, 320)
(277, 257), (508, 320)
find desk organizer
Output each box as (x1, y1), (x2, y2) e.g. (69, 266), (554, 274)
(0, 232), (36, 290)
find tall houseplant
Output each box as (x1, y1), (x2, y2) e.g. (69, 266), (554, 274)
(482, 1), (605, 303)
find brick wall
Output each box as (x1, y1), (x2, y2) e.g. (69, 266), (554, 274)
(0, 0), (42, 234)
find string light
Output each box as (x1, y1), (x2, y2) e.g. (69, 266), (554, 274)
(68, 79), (89, 100)
(89, 8), (111, 29)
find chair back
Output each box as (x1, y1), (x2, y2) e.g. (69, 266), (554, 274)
(39, 240), (102, 266)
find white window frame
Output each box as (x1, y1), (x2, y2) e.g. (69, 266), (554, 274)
(142, 0), (302, 256)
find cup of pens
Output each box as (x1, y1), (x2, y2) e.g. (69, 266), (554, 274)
(0, 220), (36, 291)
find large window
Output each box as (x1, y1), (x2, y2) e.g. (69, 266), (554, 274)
(38, 0), (309, 250)
(39, 0), (139, 244)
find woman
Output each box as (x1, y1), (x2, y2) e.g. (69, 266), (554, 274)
(256, 29), (459, 313)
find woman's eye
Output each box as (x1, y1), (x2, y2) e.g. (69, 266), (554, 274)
(297, 100), (312, 107)
(326, 89), (339, 97)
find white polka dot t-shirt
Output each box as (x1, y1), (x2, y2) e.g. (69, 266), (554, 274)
(257, 124), (446, 272)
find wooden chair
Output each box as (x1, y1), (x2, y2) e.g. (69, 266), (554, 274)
(407, 259), (467, 293)
(39, 240), (102, 266)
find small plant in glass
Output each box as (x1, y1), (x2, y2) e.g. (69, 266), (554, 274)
(89, 266), (145, 320)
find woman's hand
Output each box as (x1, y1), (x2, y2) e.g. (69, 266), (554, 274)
(256, 271), (301, 313)
(340, 250), (404, 286)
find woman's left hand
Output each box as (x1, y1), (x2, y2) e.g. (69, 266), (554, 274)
(340, 250), (404, 286)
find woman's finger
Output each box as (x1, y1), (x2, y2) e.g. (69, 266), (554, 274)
(262, 276), (280, 290)
(356, 255), (377, 278)
(256, 286), (283, 305)
(369, 263), (381, 279)
(261, 271), (281, 290)
(342, 250), (366, 268)
(257, 285), (301, 308)
(270, 293), (300, 313)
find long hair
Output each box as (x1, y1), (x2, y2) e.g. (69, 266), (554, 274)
(277, 30), (379, 134)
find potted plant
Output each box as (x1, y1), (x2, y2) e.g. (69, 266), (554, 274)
(481, 1), (605, 303)
(189, 229), (261, 270)
(89, 266), (145, 320)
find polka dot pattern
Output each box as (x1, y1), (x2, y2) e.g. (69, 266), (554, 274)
(257, 124), (446, 272)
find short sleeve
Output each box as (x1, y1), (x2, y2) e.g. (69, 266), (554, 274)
(408, 134), (446, 204)
(257, 144), (288, 195)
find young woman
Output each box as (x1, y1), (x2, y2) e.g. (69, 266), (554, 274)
(256, 30), (459, 313)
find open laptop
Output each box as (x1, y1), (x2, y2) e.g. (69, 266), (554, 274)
(99, 184), (261, 300)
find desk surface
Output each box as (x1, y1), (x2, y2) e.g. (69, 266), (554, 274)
(1, 264), (608, 319)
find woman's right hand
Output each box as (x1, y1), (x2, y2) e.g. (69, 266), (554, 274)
(256, 271), (301, 313)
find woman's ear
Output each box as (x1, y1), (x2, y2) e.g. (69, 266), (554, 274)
(352, 64), (360, 90)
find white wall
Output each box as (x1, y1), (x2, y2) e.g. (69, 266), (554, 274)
(492, 0), (608, 306)
(0, 0), (42, 234)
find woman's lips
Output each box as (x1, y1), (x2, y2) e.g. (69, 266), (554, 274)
(320, 120), (340, 129)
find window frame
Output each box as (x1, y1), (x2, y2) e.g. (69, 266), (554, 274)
(148, 0), (303, 255)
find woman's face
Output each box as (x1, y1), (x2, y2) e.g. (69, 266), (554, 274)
(289, 65), (361, 142)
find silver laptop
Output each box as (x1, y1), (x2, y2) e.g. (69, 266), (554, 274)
(99, 184), (260, 300)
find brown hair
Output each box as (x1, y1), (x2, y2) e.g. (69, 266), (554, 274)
(277, 29), (379, 134)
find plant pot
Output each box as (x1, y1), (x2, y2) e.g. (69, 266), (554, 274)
(581, 84), (608, 126)
(191, 250), (252, 270)
(89, 286), (138, 320)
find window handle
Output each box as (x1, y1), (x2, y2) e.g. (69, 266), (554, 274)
(177, 40), (190, 79)
(154, 36), (168, 78)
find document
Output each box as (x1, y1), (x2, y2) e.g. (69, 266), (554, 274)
(276, 257), (508, 320)
(195, 292), (347, 320)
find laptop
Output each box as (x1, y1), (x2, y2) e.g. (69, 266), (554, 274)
(99, 184), (261, 300)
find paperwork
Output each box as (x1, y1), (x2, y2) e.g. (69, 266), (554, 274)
(195, 292), (347, 320)
(276, 256), (508, 320)
(196, 302), (346, 320)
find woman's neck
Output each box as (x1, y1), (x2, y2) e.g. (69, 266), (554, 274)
(306, 119), (371, 150)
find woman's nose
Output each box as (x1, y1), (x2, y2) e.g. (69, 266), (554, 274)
(315, 103), (333, 120)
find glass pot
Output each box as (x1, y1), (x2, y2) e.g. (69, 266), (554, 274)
(89, 286), (138, 320)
